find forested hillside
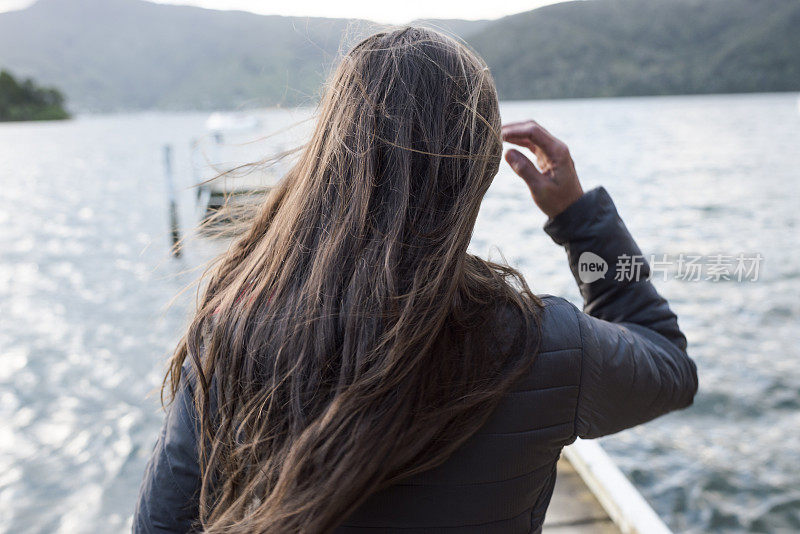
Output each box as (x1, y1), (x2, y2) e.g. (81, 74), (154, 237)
(469, 0), (800, 99)
(0, 69), (69, 121)
(0, 0), (364, 110)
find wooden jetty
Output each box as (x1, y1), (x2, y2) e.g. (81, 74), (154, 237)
(546, 457), (618, 533)
(195, 171), (279, 225)
(546, 439), (671, 533)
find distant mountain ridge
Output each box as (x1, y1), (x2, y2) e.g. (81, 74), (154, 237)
(0, 0), (368, 111)
(0, 0), (797, 112)
(468, 0), (800, 100)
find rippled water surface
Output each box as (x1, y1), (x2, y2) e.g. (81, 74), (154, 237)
(1, 94), (799, 533)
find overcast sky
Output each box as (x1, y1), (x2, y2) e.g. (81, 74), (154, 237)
(0, 0), (564, 23)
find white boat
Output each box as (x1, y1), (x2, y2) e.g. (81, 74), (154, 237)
(205, 111), (262, 134)
(192, 112), (286, 226)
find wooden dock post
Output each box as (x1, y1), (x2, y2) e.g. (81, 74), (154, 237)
(163, 144), (182, 257)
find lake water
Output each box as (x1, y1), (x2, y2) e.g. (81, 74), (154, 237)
(1, 93), (799, 533)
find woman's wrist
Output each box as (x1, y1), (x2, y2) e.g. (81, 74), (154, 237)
(543, 186), (612, 246)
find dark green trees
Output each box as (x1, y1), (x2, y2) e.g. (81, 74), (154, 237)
(0, 70), (70, 122)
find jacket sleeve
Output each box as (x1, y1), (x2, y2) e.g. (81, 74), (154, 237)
(133, 370), (202, 533)
(544, 186), (698, 439)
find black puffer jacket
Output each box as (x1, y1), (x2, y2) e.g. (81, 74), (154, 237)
(134, 187), (698, 533)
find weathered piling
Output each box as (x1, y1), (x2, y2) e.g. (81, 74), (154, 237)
(163, 144), (182, 257)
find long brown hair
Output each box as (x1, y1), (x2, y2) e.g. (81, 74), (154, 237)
(165, 26), (541, 533)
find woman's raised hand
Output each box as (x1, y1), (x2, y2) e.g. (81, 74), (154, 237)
(502, 120), (584, 218)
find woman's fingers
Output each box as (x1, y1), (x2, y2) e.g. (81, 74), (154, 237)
(502, 120), (565, 162)
(502, 119), (584, 218)
(505, 149), (544, 190)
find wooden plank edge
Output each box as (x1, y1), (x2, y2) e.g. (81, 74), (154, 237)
(563, 438), (672, 534)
